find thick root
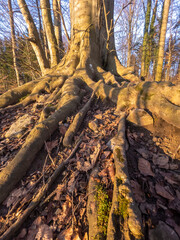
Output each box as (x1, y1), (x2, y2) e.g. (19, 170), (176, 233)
(0, 80), (40, 108)
(63, 91), (95, 146)
(87, 166), (102, 240)
(107, 113), (143, 240)
(0, 77), (82, 204)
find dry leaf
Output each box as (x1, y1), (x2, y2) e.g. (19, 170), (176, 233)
(4, 187), (27, 207)
(153, 154), (169, 168)
(130, 180), (145, 203)
(67, 171), (78, 193)
(57, 227), (73, 240)
(138, 158), (154, 176)
(107, 164), (115, 183)
(155, 184), (174, 201)
(16, 228), (27, 239)
(59, 125), (67, 136)
(136, 148), (149, 159)
(35, 224), (53, 240)
(45, 139), (58, 152)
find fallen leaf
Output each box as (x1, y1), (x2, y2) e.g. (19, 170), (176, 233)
(35, 224), (53, 240)
(59, 125), (67, 136)
(107, 164), (115, 183)
(67, 171), (78, 193)
(45, 139), (59, 152)
(130, 180), (145, 203)
(138, 158), (154, 176)
(136, 148), (149, 159)
(155, 184), (174, 201)
(152, 154), (169, 168)
(57, 227), (73, 240)
(16, 228), (27, 239)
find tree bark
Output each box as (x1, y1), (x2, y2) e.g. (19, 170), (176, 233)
(155, 0), (171, 82)
(141, 0), (151, 79)
(40, 0), (59, 67)
(8, 0), (20, 86)
(17, 0), (49, 74)
(53, 0), (64, 57)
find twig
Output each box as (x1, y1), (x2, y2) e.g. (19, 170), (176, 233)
(0, 138), (82, 240)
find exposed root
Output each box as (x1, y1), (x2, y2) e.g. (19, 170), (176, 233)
(0, 138), (82, 240)
(87, 166), (102, 240)
(63, 91), (95, 147)
(107, 113), (143, 240)
(0, 77), (82, 204)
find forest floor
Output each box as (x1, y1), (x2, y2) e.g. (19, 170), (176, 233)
(0, 98), (180, 240)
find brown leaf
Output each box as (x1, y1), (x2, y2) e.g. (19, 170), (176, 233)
(54, 184), (65, 201)
(16, 228), (27, 239)
(155, 184), (174, 200)
(107, 164), (115, 183)
(67, 171), (79, 193)
(59, 125), (67, 136)
(136, 148), (149, 159)
(130, 180), (145, 203)
(57, 227), (73, 240)
(45, 139), (58, 152)
(35, 224), (53, 240)
(138, 158), (154, 176)
(153, 154), (169, 168)
(4, 187), (27, 207)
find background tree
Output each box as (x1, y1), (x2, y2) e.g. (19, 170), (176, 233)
(155, 0), (171, 81)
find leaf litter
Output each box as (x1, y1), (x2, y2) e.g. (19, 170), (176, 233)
(0, 100), (180, 239)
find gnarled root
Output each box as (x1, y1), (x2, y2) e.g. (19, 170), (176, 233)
(0, 76), (82, 204)
(107, 113), (143, 240)
(63, 91), (95, 147)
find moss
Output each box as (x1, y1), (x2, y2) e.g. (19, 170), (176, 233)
(19, 93), (30, 102)
(115, 148), (124, 162)
(95, 184), (112, 238)
(114, 193), (129, 220)
(116, 177), (123, 186)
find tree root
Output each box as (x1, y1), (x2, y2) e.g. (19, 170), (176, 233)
(0, 78), (82, 204)
(107, 113), (143, 240)
(0, 138), (82, 240)
(63, 91), (96, 147)
(87, 166), (102, 240)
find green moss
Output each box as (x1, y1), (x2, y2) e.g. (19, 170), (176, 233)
(19, 93), (30, 102)
(114, 193), (129, 220)
(116, 177), (123, 186)
(115, 148), (124, 162)
(95, 184), (112, 238)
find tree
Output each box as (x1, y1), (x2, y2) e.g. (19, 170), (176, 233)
(8, 0), (20, 86)
(0, 0), (180, 239)
(155, 0), (171, 81)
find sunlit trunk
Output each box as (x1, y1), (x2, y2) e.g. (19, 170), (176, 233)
(155, 0), (171, 82)
(17, 0), (49, 74)
(40, 0), (59, 67)
(8, 0), (20, 86)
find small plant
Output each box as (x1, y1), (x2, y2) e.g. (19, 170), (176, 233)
(95, 184), (112, 238)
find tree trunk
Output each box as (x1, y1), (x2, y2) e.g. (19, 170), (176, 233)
(8, 0), (20, 86)
(127, 4), (133, 68)
(155, 0), (171, 82)
(40, 0), (59, 67)
(53, 0), (64, 57)
(141, 0), (151, 79)
(17, 0), (49, 74)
